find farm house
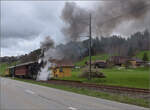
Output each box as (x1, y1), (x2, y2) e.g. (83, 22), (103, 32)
(107, 56), (130, 66)
(50, 60), (74, 78)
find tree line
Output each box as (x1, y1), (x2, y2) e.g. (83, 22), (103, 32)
(0, 30), (149, 64)
(91, 30), (150, 57)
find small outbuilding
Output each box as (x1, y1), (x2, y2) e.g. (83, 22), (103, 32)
(128, 58), (144, 67)
(50, 60), (74, 78)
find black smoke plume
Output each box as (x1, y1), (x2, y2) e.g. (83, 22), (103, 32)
(61, 0), (150, 38)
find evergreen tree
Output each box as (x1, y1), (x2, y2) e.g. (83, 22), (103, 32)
(142, 52), (149, 61)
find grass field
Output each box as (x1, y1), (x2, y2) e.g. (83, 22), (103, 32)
(60, 52), (150, 89)
(75, 54), (110, 66)
(56, 67), (150, 89)
(0, 63), (8, 76)
(0, 62), (18, 76)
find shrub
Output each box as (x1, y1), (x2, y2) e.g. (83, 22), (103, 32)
(79, 67), (105, 78)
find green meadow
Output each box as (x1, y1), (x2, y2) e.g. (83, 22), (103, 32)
(0, 62), (18, 76)
(59, 52), (150, 89)
(56, 67), (149, 89)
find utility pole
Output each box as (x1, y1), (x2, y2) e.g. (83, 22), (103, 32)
(88, 13), (92, 80)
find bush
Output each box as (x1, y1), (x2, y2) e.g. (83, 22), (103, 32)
(79, 67), (105, 78)
(107, 62), (114, 68)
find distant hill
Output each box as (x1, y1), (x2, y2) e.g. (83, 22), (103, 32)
(19, 49), (41, 63)
(0, 49), (41, 64)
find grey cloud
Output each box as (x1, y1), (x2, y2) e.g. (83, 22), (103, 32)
(1, 1), (65, 56)
(1, 2), (45, 40)
(61, 1), (150, 39)
(1, 1), (150, 57)
(113, 10), (150, 36)
(1, 36), (42, 56)
(1, 1), (65, 40)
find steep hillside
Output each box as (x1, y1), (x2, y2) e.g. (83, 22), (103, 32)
(75, 54), (110, 66)
(135, 50), (150, 61)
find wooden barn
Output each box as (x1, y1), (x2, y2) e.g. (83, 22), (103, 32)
(107, 56), (130, 66)
(50, 60), (74, 78)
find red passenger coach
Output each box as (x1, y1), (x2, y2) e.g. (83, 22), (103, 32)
(10, 61), (40, 79)
(15, 65), (27, 76)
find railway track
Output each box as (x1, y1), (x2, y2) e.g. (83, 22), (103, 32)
(45, 79), (150, 94)
(15, 78), (150, 94)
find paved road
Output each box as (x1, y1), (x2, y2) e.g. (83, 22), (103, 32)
(0, 77), (148, 110)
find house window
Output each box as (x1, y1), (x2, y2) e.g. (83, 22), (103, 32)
(59, 67), (63, 72)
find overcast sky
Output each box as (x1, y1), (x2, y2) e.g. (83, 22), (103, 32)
(1, 1), (150, 57)
(1, 1), (98, 57)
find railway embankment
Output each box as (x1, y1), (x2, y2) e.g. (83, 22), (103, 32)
(11, 77), (150, 108)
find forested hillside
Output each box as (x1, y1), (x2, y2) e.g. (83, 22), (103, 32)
(0, 30), (149, 64)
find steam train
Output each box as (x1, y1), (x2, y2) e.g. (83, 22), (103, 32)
(7, 61), (41, 79)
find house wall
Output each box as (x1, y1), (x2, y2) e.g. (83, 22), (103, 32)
(52, 67), (72, 78)
(129, 61), (137, 68)
(5, 69), (9, 76)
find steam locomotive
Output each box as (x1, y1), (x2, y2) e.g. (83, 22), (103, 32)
(7, 61), (42, 80)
